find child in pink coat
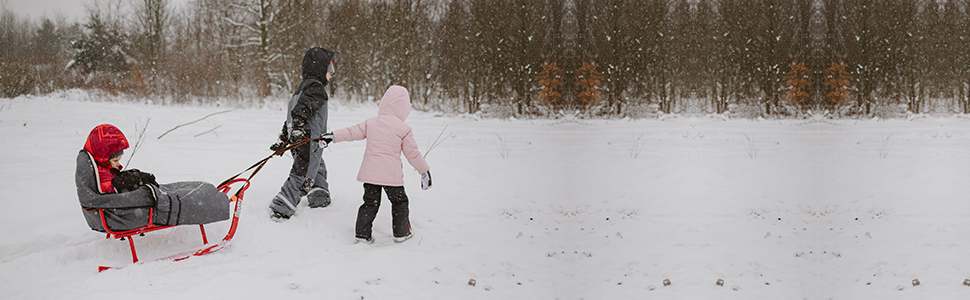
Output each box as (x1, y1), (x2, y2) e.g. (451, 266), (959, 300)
(320, 85), (431, 244)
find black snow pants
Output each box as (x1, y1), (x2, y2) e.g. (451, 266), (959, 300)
(356, 183), (411, 239)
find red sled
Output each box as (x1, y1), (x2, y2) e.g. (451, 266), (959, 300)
(97, 179), (250, 272)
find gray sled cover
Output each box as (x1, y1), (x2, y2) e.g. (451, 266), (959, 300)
(76, 151), (230, 232)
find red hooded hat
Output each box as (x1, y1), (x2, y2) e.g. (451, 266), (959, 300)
(83, 124), (129, 193)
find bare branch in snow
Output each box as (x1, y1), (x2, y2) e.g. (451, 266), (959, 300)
(158, 110), (233, 140)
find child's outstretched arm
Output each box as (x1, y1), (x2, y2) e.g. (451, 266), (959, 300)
(332, 120), (369, 143)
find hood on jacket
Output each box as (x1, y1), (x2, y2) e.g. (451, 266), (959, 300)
(377, 85), (411, 121)
(302, 47), (335, 84)
(83, 124), (129, 168)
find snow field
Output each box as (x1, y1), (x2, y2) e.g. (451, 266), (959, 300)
(0, 92), (968, 299)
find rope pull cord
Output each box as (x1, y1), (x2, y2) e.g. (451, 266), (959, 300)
(217, 136), (323, 188)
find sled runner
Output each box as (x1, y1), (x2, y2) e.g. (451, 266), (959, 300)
(96, 179), (249, 272)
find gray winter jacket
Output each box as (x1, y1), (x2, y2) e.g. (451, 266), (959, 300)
(76, 151), (230, 232)
(288, 47), (334, 131)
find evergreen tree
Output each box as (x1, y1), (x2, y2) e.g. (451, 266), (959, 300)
(535, 60), (564, 110)
(33, 19), (61, 60)
(70, 13), (131, 75)
(784, 60), (811, 109)
(576, 60), (603, 108)
(825, 60), (852, 111)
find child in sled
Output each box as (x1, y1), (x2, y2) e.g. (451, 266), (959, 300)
(76, 124), (229, 232)
(319, 85), (432, 244)
(82, 124), (140, 194)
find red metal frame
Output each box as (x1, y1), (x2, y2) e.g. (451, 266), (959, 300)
(99, 205), (211, 264)
(216, 179), (249, 243)
(96, 178), (250, 272)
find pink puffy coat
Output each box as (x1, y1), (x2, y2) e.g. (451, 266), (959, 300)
(333, 85), (431, 187)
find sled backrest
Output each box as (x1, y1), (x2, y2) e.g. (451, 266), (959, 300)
(75, 150), (155, 231)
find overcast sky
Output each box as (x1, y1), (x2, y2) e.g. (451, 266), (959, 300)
(4, 0), (189, 23)
(5, 0), (88, 22)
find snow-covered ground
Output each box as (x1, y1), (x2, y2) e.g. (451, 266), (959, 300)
(0, 91), (968, 299)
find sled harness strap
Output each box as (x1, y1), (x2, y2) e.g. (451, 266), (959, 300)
(217, 137), (325, 189)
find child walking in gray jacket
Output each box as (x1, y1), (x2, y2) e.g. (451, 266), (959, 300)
(269, 47), (335, 220)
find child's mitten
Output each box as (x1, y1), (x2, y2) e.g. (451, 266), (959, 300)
(420, 170), (432, 190)
(277, 122), (288, 142)
(270, 141), (287, 155)
(318, 132), (334, 148)
(289, 119), (307, 142)
(111, 169), (158, 193)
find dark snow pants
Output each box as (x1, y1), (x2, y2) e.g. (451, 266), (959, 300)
(269, 140), (330, 217)
(356, 183), (411, 239)
(269, 86), (330, 218)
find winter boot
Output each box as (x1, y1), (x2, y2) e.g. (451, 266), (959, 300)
(393, 232), (414, 243)
(307, 187), (331, 208)
(355, 237), (374, 244)
(271, 211), (291, 221)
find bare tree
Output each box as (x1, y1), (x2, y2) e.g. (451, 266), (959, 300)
(6, 0), (970, 118)
(220, 0), (286, 97)
(134, 0), (169, 95)
(0, 4), (34, 97)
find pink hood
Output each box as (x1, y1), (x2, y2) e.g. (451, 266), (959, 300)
(333, 85), (430, 186)
(378, 85), (411, 121)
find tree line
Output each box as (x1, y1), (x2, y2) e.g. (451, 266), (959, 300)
(1, 0), (967, 117)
